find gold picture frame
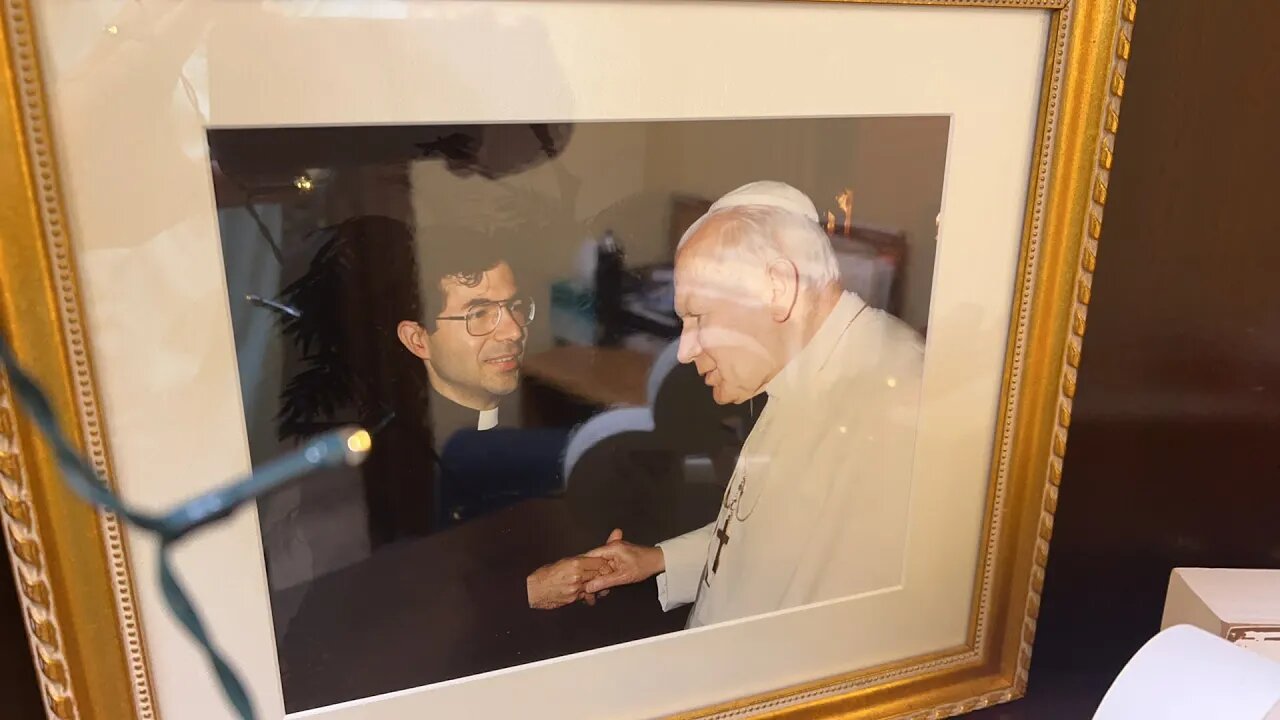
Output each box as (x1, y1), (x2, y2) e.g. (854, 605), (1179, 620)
(0, 0), (1135, 718)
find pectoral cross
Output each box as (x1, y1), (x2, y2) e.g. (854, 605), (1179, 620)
(712, 515), (731, 573)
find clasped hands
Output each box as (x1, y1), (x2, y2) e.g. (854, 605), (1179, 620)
(526, 529), (665, 610)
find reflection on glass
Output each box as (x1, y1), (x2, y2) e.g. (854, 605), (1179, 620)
(211, 116), (949, 712)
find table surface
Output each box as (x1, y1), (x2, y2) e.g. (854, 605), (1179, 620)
(521, 344), (655, 407)
(274, 497), (688, 712)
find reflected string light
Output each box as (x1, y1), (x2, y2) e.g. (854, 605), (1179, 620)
(346, 429), (373, 455)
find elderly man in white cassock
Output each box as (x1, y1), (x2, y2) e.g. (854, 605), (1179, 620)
(575, 180), (925, 628)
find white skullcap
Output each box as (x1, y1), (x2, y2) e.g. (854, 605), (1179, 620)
(707, 180), (820, 223)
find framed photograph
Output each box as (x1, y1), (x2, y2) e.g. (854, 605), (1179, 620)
(0, 1), (1136, 719)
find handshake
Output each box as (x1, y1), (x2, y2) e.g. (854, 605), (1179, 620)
(526, 529), (666, 610)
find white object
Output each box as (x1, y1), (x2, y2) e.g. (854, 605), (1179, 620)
(575, 237), (599, 285)
(1094, 625), (1280, 720)
(707, 180), (821, 222)
(656, 292), (923, 627)
(1162, 568), (1280, 663)
(561, 340), (683, 481)
(560, 407), (655, 483)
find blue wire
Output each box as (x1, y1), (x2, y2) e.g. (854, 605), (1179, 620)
(0, 332), (368, 719)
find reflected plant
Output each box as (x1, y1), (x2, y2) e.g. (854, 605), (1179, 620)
(274, 217), (415, 442)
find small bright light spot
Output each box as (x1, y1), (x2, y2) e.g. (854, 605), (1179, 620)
(838, 426), (847, 434)
(293, 175), (314, 192)
(105, 25), (120, 35)
(887, 377), (898, 388)
(346, 430), (372, 454)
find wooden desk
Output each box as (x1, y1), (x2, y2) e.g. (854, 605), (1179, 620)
(274, 498), (689, 711)
(521, 345), (654, 408)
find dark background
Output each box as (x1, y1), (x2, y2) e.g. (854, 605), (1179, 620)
(1, 559), (40, 718)
(3, 1), (1278, 717)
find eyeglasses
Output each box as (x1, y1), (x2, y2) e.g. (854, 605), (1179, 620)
(437, 297), (536, 336)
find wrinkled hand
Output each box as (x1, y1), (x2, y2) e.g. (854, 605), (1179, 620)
(582, 529), (665, 594)
(527, 556), (611, 610)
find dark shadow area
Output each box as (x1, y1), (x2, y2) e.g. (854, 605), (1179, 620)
(0, 557), (43, 720)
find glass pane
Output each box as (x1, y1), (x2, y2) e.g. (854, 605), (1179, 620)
(210, 115), (950, 712)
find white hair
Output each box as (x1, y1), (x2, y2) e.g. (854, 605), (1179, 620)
(677, 204), (842, 289)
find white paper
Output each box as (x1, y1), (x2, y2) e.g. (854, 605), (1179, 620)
(1094, 625), (1280, 720)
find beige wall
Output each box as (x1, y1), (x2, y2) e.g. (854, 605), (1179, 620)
(409, 121), (654, 357)
(408, 116), (950, 340)
(641, 116), (949, 331)
(846, 116), (950, 331)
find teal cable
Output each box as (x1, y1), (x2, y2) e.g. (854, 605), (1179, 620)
(0, 332), (370, 719)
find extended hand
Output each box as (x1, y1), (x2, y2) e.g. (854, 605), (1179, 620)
(582, 529), (665, 594)
(527, 556), (611, 610)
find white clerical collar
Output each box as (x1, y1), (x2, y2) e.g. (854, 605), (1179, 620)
(765, 291), (867, 400)
(477, 407), (499, 431)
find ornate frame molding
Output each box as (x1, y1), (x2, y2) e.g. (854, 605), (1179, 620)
(681, 1), (1136, 717)
(1, 1), (157, 718)
(0, 1), (1135, 718)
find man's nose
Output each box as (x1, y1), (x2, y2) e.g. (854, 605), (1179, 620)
(492, 307), (523, 342)
(676, 325), (700, 364)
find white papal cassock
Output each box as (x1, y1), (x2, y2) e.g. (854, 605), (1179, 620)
(655, 291), (924, 628)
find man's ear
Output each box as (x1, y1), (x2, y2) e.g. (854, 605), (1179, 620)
(396, 320), (432, 361)
(766, 258), (799, 322)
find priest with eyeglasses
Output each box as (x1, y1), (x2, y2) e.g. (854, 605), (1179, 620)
(394, 257), (535, 436)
